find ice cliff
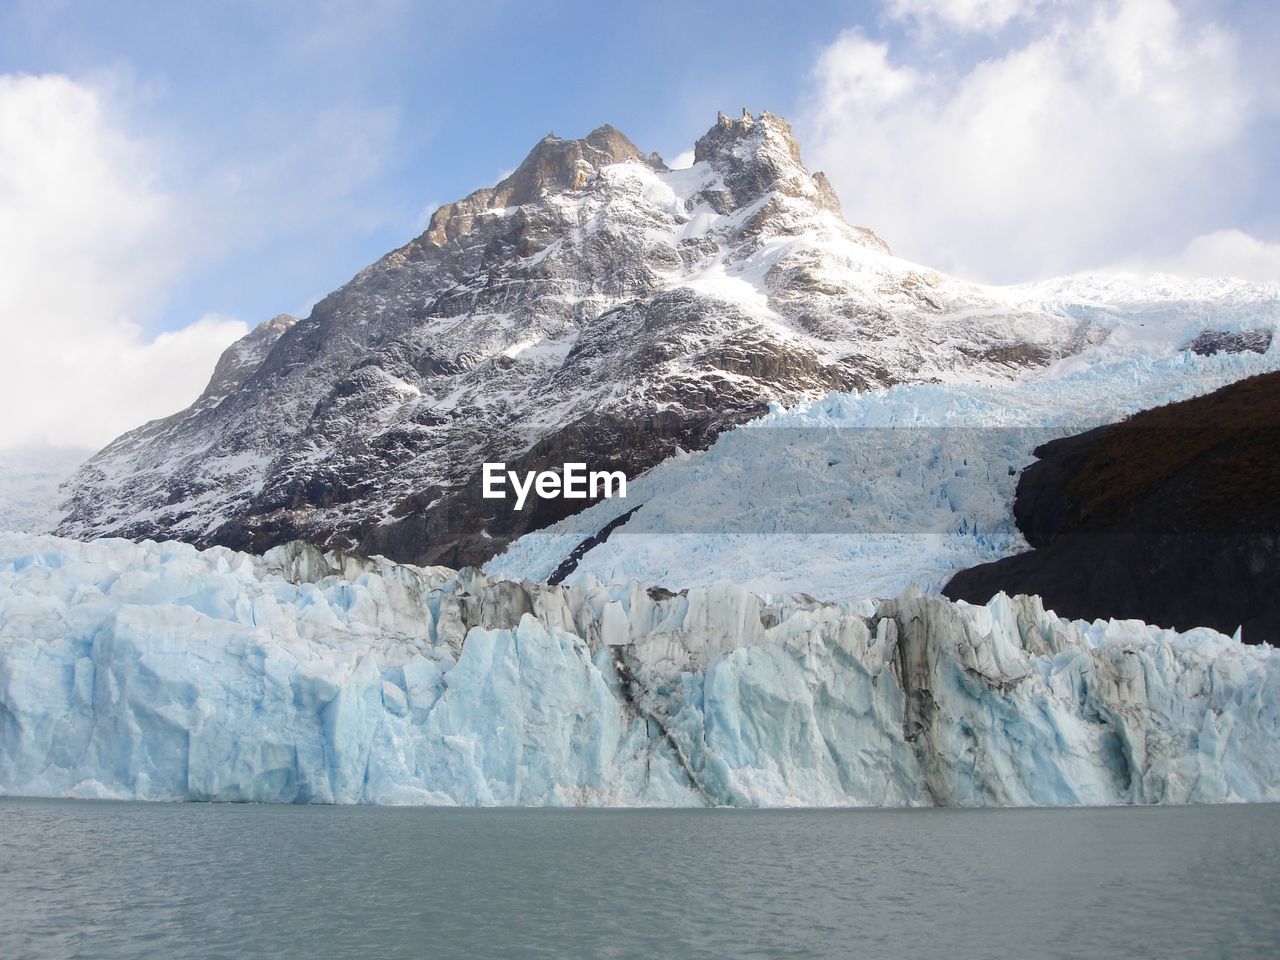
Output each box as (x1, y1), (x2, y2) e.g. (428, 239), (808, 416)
(2, 534), (1276, 806)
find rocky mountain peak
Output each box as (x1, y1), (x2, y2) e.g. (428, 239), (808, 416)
(420, 111), (849, 253)
(693, 109), (843, 217)
(500, 123), (659, 206)
(694, 109), (800, 164)
(424, 123), (661, 248)
(198, 312), (299, 405)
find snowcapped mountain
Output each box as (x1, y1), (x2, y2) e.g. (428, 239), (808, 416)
(19, 112), (1280, 811)
(3, 533), (1277, 806)
(58, 110), (1111, 567)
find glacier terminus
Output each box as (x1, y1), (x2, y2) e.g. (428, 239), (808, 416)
(1, 534), (1276, 807)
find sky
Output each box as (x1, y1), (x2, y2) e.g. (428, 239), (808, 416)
(0, 0), (1277, 451)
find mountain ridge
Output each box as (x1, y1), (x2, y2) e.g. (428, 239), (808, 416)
(57, 110), (1265, 569)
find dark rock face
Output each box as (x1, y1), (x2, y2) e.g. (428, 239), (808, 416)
(1184, 329), (1273, 356)
(59, 111), (1096, 567)
(945, 372), (1280, 644)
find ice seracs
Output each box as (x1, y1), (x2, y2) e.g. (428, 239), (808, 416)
(2, 533), (1276, 806)
(486, 344), (1280, 602)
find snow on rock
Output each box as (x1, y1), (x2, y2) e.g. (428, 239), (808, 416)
(999, 272), (1280, 375)
(54, 111), (1111, 568)
(2, 533), (1276, 806)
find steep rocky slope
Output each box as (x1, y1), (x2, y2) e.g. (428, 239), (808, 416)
(945, 371), (1280, 643)
(57, 111), (1097, 567)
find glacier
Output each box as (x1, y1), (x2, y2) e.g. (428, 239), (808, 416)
(2, 533), (1277, 806)
(487, 346), (1280, 601)
(0, 446), (91, 535)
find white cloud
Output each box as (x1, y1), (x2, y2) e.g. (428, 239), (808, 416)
(1109, 229), (1280, 283)
(803, 0), (1268, 282)
(886, 0), (1035, 32)
(0, 74), (247, 450)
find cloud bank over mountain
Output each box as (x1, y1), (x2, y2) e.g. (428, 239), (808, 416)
(803, 0), (1278, 282)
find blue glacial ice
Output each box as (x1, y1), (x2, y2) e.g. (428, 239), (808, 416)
(486, 349), (1280, 601)
(2, 534), (1276, 806)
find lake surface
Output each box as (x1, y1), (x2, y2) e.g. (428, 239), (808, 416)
(1, 800), (1277, 960)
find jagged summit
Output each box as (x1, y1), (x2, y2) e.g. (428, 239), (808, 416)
(695, 108), (801, 162)
(424, 124), (663, 248)
(425, 111), (849, 250)
(60, 109), (1106, 566)
(692, 109), (846, 219)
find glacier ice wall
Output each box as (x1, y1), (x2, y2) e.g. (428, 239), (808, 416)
(1, 534), (1277, 806)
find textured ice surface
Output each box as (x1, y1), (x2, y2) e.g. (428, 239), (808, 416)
(487, 348), (1280, 601)
(2, 534), (1276, 806)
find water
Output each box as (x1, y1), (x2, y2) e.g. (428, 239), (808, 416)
(1, 800), (1277, 960)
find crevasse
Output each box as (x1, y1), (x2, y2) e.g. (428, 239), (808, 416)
(1, 534), (1276, 806)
